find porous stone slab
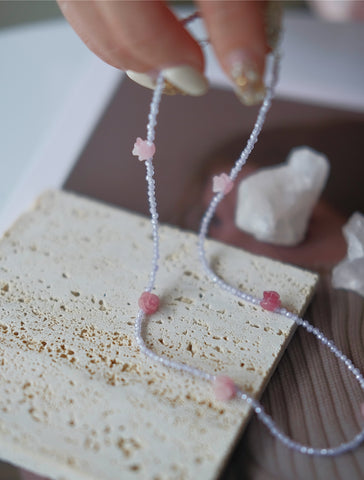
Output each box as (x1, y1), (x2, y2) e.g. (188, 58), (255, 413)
(0, 190), (318, 480)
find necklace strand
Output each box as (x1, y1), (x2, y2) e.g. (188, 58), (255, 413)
(133, 55), (364, 456)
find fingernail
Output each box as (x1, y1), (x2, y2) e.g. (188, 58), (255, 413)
(161, 65), (208, 96)
(265, 1), (283, 51)
(227, 51), (266, 106)
(126, 70), (156, 90)
(126, 70), (182, 95)
(126, 66), (208, 96)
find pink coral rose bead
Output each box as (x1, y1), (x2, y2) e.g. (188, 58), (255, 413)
(132, 137), (156, 161)
(212, 173), (234, 194)
(213, 375), (236, 401)
(138, 292), (160, 315)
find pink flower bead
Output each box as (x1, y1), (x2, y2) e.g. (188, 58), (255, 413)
(213, 375), (236, 401)
(138, 291), (160, 315)
(212, 173), (234, 194)
(260, 291), (281, 312)
(132, 137), (156, 161)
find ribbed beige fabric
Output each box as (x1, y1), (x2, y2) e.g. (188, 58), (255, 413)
(225, 272), (364, 480)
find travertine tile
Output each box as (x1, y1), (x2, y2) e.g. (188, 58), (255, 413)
(0, 191), (318, 480)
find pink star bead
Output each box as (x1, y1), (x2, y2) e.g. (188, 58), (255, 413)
(212, 173), (234, 194)
(260, 291), (281, 312)
(138, 292), (160, 315)
(132, 137), (156, 161)
(213, 375), (236, 401)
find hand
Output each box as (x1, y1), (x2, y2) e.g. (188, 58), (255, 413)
(57, 0), (280, 105)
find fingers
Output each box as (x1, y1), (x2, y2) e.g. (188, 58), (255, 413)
(58, 0), (140, 71)
(58, 1), (282, 103)
(99, 1), (203, 71)
(57, 0), (208, 96)
(197, 0), (274, 105)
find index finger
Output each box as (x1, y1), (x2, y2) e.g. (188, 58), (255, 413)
(59, 0), (208, 95)
(198, 0), (275, 105)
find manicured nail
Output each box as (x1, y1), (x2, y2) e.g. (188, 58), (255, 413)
(265, 1), (283, 51)
(227, 51), (266, 106)
(126, 66), (208, 96)
(126, 70), (156, 90)
(126, 70), (185, 95)
(161, 65), (208, 96)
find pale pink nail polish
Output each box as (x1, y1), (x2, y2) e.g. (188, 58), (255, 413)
(226, 50), (266, 106)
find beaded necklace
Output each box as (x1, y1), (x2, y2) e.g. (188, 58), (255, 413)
(131, 49), (364, 456)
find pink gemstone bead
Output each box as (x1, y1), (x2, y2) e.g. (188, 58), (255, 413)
(213, 375), (236, 401)
(132, 137), (156, 161)
(212, 173), (234, 194)
(138, 292), (160, 315)
(260, 291), (281, 312)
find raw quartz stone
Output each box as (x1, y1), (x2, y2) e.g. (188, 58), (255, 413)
(332, 212), (364, 297)
(235, 146), (330, 246)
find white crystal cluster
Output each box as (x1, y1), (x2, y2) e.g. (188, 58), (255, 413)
(332, 212), (364, 297)
(235, 147), (330, 246)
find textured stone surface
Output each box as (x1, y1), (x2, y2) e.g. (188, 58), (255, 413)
(235, 147), (330, 245)
(0, 191), (318, 480)
(332, 212), (364, 297)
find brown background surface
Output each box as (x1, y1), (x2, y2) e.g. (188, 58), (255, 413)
(66, 79), (364, 223)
